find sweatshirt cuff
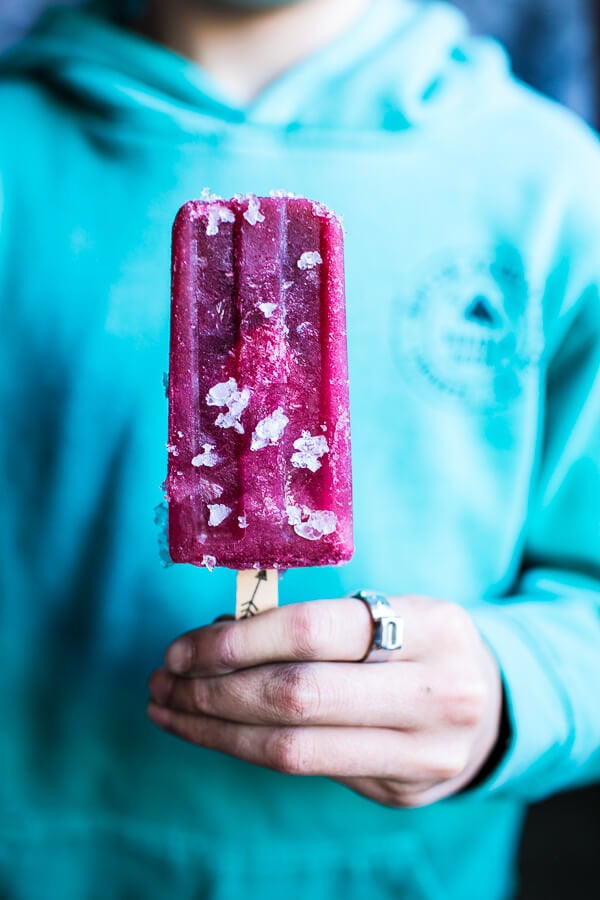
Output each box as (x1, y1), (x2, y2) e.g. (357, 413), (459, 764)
(467, 604), (572, 799)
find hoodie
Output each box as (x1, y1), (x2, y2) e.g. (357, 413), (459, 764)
(1, 2), (600, 898)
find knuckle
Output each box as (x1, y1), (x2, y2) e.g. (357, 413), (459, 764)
(267, 729), (313, 775)
(375, 781), (416, 809)
(371, 781), (433, 810)
(265, 665), (319, 722)
(394, 792), (431, 810)
(456, 682), (487, 727)
(427, 748), (469, 782)
(191, 679), (209, 714)
(439, 676), (488, 727)
(213, 625), (240, 671)
(288, 603), (335, 659)
(428, 600), (472, 645)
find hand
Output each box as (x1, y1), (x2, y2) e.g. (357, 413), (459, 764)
(147, 596), (503, 808)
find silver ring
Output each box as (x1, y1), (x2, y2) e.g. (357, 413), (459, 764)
(352, 590), (404, 662)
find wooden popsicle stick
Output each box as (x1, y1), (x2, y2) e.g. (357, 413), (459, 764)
(236, 569), (279, 619)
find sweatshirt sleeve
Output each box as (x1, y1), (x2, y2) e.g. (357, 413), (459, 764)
(469, 128), (600, 800)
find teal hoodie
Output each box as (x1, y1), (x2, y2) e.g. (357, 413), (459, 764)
(1, 2), (600, 898)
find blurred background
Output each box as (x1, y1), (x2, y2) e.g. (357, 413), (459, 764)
(1, 0), (599, 897)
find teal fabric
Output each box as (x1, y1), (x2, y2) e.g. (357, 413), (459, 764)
(1, 1), (599, 897)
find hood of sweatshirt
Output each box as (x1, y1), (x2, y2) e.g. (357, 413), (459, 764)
(0, 0), (510, 135)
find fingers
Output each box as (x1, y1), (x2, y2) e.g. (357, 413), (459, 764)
(149, 661), (429, 729)
(164, 595), (435, 677)
(334, 776), (438, 809)
(164, 601), (371, 675)
(147, 702), (438, 780)
(148, 596), (487, 805)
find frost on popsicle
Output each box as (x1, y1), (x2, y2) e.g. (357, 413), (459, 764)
(297, 251), (323, 271)
(191, 443), (220, 467)
(208, 504), (232, 527)
(206, 205), (236, 236)
(251, 408), (290, 451)
(207, 378), (251, 434)
(286, 506), (337, 541)
(296, 321), (317, 340)
(291, 432), (329, 472)
(258, 302), (277, 318)
(243, 195), (266, 226)
(311, 201), (332, 218)
(201, 554), (217, 572)
(202, 480), (224, 501)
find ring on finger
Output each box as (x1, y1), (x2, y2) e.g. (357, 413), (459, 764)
(352, 590), (404, 662)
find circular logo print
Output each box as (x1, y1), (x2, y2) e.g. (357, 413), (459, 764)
(393, 248), (542, 412)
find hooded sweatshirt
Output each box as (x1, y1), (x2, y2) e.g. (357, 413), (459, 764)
(1, 2), (600, 898)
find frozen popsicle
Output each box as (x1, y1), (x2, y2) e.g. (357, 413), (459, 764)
(166, 192), (353, 612)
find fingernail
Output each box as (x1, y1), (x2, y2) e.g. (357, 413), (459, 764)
(166, 638), (192, 674)
(147, 702), (173, 731)
(149, 669), (174, 705)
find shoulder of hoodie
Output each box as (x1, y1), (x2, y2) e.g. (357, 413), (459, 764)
(0, 70), (97, 227)
(0, 76), (69, 196)
(0, 8), (111, 155)
(426, 16), (600, 181)
(0, 71), (82, 146)
(446, 31), (600, 248)
(503, 72), (600, 245)
(0, 74), (95, 262)
(489, 74), (600, 337)
(484, 61), (600, 183)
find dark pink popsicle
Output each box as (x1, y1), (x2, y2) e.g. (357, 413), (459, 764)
(167, 194), (353, 570)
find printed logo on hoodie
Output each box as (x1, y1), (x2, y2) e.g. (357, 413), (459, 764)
(393, 246), (543, 413)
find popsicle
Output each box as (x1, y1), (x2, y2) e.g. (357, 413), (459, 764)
(166, 192), (353, 615)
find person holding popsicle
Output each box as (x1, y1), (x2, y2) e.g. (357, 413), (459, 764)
(1, 0), (599, 898)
